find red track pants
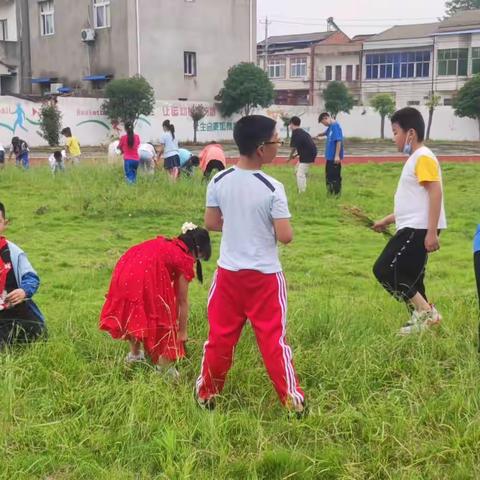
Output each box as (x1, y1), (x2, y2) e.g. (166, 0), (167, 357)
(196, 267), (305, 408)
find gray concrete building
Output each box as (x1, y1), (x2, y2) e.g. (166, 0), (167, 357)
(26, 0), (256, 100)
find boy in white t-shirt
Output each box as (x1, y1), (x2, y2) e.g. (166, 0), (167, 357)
(373, 107), (447, 335)
(48, 150), (66, 174)
(195, 115), (305, 415)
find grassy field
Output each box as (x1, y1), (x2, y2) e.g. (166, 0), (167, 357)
(0, 162), (479, 479)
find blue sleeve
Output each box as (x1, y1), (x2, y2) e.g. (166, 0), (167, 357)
(332, 124), (343, 142)
(474, 225), (480, 253)
(20, 271), (40, 298)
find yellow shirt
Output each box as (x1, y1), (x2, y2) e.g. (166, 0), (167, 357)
(66, 136), (81, 157)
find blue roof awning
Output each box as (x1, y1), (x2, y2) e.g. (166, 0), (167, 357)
(32, 77), (55, 84)
(57, 87), (73, 94)
(83, 74), (112, 81)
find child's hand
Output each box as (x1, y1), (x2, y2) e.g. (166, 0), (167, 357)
(372, 220), (387, 233)
(5, 288), (26, 307)
(425, 230), (440, 252)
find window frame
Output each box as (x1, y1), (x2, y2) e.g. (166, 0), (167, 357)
(437, 48), (468, 77)
(268, 58), (286, 79)
(93, 0), (111, 29)
(325, 65), (332, 81)
(472, 47), (480, 75)
(290, 57), (308, 78)
(184, 51), (197, 77)
(365, 50), (431, 80)
(40, 0), (55, 37)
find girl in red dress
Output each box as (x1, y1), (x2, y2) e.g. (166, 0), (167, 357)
(99, 223), (211, 375)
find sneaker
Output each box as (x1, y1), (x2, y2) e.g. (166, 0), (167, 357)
(399, 305), (442, 336)
(194, 389), (216, 411)
(156, 365), (180, 380)
(125, 351), (145, 364)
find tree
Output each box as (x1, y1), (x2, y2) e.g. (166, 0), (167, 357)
(445, 0), (480, 16)
(39, 101), (62, 146)
(216, 62), (274, 117)
(370, 94), (396, 139)
(190, 104), (209, 143)
(101, 75), (155, 125)
(453, 74), (480, 139)
(425, 93), (442, 140)
(322, 81), (355, 119)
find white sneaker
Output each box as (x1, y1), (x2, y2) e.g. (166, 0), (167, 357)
(156, 365), (180, 380)
(125, 351), (145, 364)
(399, 305), (442, 336)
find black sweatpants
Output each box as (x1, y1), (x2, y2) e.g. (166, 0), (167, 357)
(325, 162), (342, 196)
(373, 228), (429, 303)
(0, 317), (46, 348)
(204, 160), (225, 181)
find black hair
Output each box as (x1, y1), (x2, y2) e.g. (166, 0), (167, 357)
(208, 141), (218, 145)
(53, 150), (63, 162)
(178, 227), (211, 284)
(318, 112), (330, 123)
(61, 127), (72, 137)
(124, 121), (135, 148)
(290, 116), (301, 126)
(390, 107), (425, 142)
(233, 115), (277, 156)
(11, 136), (19, 145)
(190, 155), (200, 167)
(0, 202), (5, 219)
(163, 120), (175, 140)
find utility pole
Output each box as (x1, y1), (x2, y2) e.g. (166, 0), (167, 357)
(259, 16), (272, 71)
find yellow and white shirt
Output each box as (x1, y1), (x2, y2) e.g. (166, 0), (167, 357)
(394, 146), (447, 231)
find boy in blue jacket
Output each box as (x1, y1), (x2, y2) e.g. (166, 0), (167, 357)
(0, 202), (45, 347)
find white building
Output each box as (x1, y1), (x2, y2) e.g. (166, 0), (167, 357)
(362, 9), (480, 108)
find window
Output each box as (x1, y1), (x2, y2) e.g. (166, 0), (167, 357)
(407, 100), (420, 106)
(443, 97), (453, 106)
(438, 48), (468, 76)
(346, 65), (353, 81)
(366, 51), (431, 79)
(325, 65), (332, 81)
(93, 0), (111, 29)
(290, 57), (307, 78)
(472, 47), (480, 74)
(184, 52), (197, 76)
(335, 65), (342, 81)
(40, 1), (54, 36)
(268, 59), (286, 79)
(0, 19), (7, 41)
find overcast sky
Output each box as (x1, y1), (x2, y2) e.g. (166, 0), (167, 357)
(257, 0), (447, 40)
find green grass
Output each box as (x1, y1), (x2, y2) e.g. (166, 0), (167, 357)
(0, 163), (479, 479)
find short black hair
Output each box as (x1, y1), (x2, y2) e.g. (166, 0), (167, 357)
(318, 112), (330, 122)
(390, 107), (425, 142)
(190, 155), (200, 166)
(0, 202), (4, 219)
(61, 127), (72, 137)
(53, 151), (62, 161)
(290, 116), (301, 126)
(233, 115), (277, 156)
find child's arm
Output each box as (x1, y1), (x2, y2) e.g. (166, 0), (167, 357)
(175, 275), (189, 342)
(274, 218), (293, 244)
(334, 141), (342, 163)
(205, 207), (223, 232)
(288, 148), (297, 162)
(423, 181), (442, 252)
(373, 214), (395, 232)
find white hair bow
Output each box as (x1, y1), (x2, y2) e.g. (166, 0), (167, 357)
(181, 222), (198, 235)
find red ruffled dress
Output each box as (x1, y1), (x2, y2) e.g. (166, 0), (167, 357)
(99, 237), (195, 363)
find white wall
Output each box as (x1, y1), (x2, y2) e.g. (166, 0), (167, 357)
(0, 96), (478, 148)
(0, 2), (17, 41)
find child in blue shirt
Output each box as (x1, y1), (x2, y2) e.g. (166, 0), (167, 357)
(318, 112), (344, 196)
(0, 202), (45, 347)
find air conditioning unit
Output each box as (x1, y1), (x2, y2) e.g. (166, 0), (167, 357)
(81, 28), (96, 42)
(50, 83), (63, 94)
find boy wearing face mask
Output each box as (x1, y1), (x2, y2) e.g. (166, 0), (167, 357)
(372, 107), (447, 336)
